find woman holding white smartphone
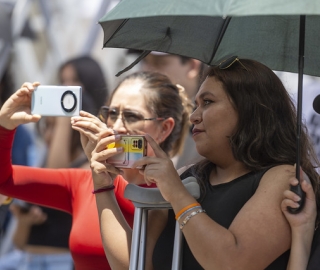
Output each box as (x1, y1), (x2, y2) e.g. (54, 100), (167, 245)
(0, 71), (193, 270)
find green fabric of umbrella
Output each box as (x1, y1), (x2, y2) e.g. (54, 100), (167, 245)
(99, 1), (320, 77)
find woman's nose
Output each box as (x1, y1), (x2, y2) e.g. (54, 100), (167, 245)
(112, 118), (128, 134)
(190, 108), (201, 125)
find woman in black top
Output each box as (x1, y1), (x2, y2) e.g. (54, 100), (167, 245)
(88, 57), (320, 269)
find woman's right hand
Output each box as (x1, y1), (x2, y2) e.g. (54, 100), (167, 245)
(90, 129), (124, 188)
(0, 82), (41, 130)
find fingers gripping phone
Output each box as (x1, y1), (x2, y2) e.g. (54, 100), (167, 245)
(31, 85), (82, 116)
(107, 135), (147, 168)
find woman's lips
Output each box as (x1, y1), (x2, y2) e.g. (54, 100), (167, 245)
(192, 128), (204, 136)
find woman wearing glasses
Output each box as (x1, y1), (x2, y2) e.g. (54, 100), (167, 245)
(88, 58), (320, 269)
(0, 72), (193, 270)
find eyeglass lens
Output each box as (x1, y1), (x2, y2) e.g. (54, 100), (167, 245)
(108, 108), (145, 123)
(99, 107), (148, 130)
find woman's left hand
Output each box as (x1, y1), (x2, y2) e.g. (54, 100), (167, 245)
(281, 169), (317, 231)
(132, 134), (185, 203)
(71, 110), (109, 159)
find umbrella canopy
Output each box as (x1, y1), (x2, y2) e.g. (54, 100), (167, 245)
(99, 0), (320, 76)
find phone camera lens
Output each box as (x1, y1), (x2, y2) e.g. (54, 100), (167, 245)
(138, 139), (142, 149)
(61, 90), (77, 113)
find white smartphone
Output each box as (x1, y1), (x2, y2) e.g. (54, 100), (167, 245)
(31, 85), (82, 117)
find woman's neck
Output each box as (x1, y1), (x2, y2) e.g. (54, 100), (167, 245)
(209, 162), (250, 186)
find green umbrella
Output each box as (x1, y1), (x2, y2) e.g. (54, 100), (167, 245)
(99, 0), (320, 76)
(99, 0), (320, 212)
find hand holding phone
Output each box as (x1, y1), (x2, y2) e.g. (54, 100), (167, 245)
(31, 85), (82, 117)
(107, 135), (147, 168)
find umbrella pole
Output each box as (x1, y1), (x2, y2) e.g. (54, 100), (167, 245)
(289, 15), (306, 214)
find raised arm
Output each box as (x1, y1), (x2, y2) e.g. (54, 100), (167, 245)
(0, 82), (79, 213)
(87, 129), (133, 269)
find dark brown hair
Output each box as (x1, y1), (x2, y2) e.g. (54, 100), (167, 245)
(107, 71), (193, 157)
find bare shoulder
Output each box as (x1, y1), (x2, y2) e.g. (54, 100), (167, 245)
(259, 164), (295, 190)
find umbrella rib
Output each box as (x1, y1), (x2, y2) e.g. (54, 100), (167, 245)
(208, 17), (231, 64)
(103, 19), (129, 47)
(115, 50), (151, 77)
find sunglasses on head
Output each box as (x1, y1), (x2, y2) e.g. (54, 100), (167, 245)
(218, 56), (248, 71)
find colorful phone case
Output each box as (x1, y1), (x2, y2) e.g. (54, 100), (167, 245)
(107, 136), (147, 168)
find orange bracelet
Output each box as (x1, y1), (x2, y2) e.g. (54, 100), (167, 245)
(175, 202), (200, 220)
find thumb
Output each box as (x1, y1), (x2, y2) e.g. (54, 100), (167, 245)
(24, 114), (41, 123)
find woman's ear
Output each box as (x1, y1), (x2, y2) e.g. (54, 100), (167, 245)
(158, 117), (175, 143)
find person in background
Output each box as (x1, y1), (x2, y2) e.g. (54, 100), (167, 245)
(138, 51), (203, 99)
(0, 70), (193, 270)
(88, 57), (320, 269)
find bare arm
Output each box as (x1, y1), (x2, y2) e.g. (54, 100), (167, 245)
(95, 191), (132, 269)
(73, 120), (165, 269)
(85, 129), (133, 269)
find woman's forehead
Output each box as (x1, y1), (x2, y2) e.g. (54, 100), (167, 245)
(110, 81), (149, 111)
(196, 76), (226, 98)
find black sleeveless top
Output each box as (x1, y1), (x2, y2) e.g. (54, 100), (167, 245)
(153, 167), (290, 269)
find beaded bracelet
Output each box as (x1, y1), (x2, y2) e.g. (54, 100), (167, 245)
(175, 202), (200, 220)
(92, 185), (115, 194)
(179, 209), (206, 230)
(176, 205), (202, 222)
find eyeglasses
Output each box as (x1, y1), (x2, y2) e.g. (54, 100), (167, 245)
(98, 106), (165, 131)
(218, 56), (248, 71)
